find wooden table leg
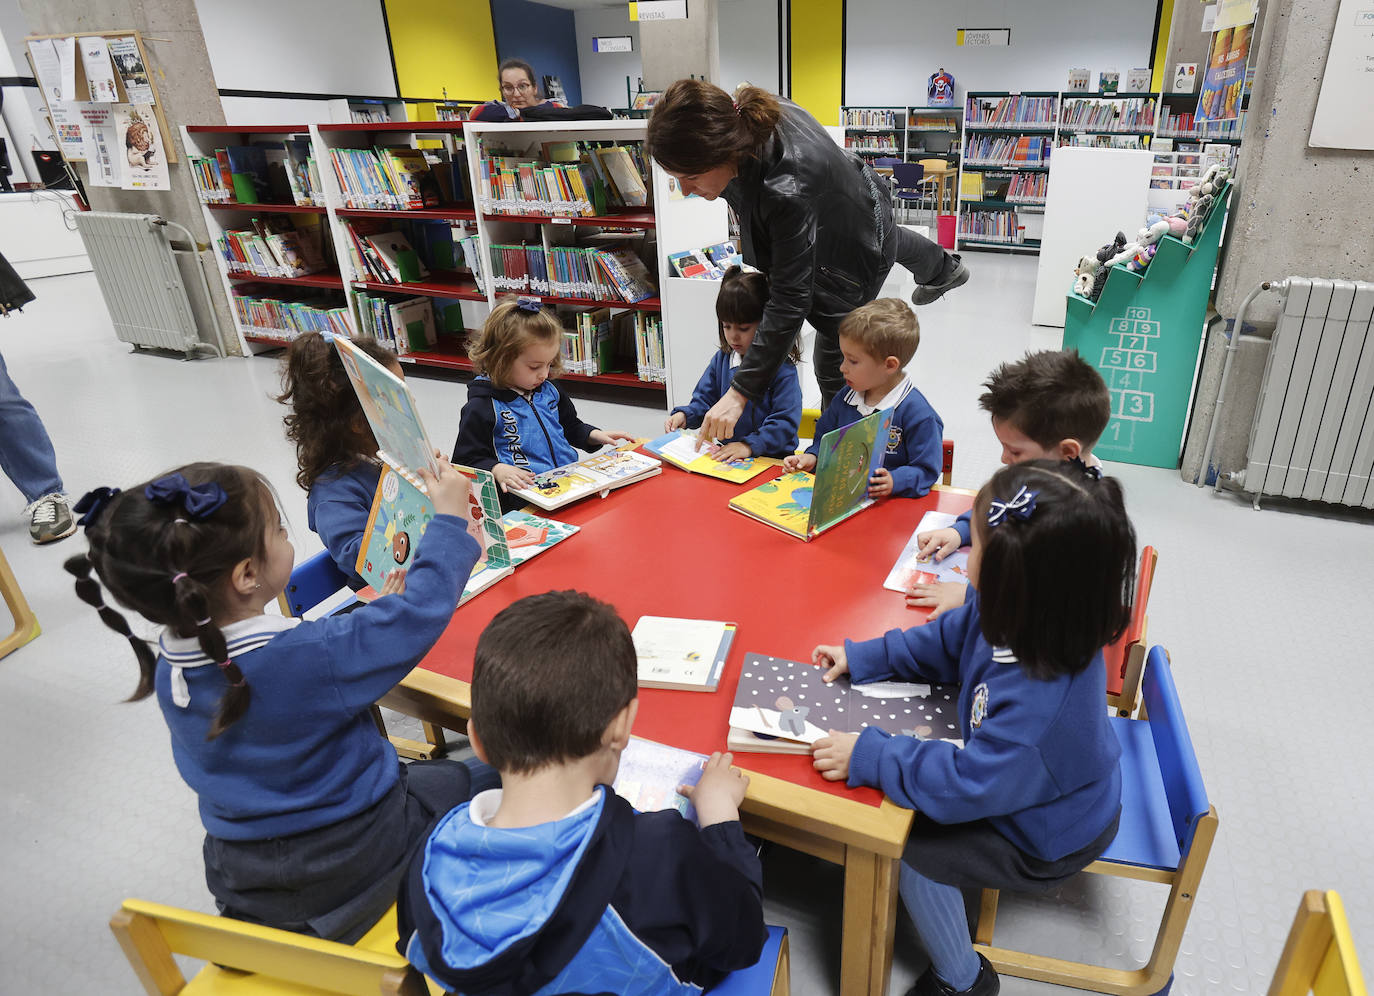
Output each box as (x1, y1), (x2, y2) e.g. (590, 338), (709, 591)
(0, 544), (40, 660)
(841, 847), (900, 996)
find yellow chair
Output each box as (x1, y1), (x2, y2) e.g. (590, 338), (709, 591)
(1269, 891), (1368, 996)
(799, 407), (820, 442)
(0, 542), (40, 660)
(109, 899), (428, 995)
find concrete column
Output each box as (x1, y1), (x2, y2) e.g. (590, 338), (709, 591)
(637, 0), (720, 90)
(15, 0), (237, 353)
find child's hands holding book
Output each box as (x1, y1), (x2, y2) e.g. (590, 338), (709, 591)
(378, 570), (407, 596)
(680, 751), (749, 827)
(813, 644), (848, 682)
(590, 429), (638, 447)
(812, 732), (859, 782)
(867, 467), (893, 499)
(493, 463), (536, 493)
(782, 452), (817, 474)
(419, 461), (476, 527)
(916, 526), (962, 562)
(906, 580), (966, 619)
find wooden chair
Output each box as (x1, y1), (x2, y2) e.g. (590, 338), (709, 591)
(0, 542), (40, 660)
(1105, 546), (1158, 717)
(109, 899), (428, 995)
(797, 409), (955, 487)
(1268, 891), (1368, 995)
(278, 550), (448, 761)
(975, 646), (1218, 995)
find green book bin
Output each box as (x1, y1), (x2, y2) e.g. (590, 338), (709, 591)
(1062, 184), (1231, 468)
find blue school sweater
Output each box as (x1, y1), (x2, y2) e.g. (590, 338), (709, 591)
(399, 786), (766, 995)
(452, 377), (598, 475)
(671, 352), (801, 458)
(845, 593), (1122, 861)
(806, 376), (943, 497)
(156, 516), (480, 841)
(306, 461), (381, 590)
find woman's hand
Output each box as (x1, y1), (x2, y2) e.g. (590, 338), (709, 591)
(698, 388), (748, 450)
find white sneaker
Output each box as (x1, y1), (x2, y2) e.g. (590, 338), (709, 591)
(27, 493), (76, 544)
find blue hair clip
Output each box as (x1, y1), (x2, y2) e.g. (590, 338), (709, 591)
(987, 485), (1038, 528)
(1069, 455), (1102, 480)
(515, 297), (543, 313)
(72, 487), (122, 532)
(145, 473), (228, 519)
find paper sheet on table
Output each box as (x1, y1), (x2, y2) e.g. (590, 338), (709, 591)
(883, 510), (972, 592)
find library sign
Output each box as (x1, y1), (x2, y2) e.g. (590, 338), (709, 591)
(957, 28), (1011, 47)
(629, 1), (688, 20)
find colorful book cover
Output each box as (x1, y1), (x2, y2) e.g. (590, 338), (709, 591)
(703, 241), (742, 270)
(645, 429), (773, 484)
(500, 510), (579, 566)
(333, 337), (440, 478)
(810, 408), (893, 533)
(882, 511), (972, 593)
(612, 738), (706, 823)
(225, 146), (269, 204)
(631, 616), (737, 692)
(510, 446), (661, 511)
(364, 231), (428, 283)
(727, 471), (816, 540)
(726, 653), (963, 754)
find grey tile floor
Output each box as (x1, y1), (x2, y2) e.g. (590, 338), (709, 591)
(0, 256), (1370, 995)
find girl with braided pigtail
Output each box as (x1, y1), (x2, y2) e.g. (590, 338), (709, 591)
(66, 460), (497, 943)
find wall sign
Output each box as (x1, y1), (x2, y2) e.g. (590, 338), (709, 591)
(1310, 0), (1374, 149)
(629, 1), (688, 21)
(956, 28), (1011, 47)
(594, 36), (634, 53)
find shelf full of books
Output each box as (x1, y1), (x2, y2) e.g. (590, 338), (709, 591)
(955, 93), (1061, 254)
(838, 106), (963, 163)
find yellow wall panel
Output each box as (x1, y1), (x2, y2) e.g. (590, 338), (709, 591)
(790, 0), (843, 126)
(385, 0), (499, 103)
(1152, 0), (1176, 92)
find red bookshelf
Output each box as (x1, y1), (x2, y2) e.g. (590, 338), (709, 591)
(318, 121), (467, 133)
(336, 204), (477, 222)
(243, 333), (291, 346)
(186, 125), (310, 134)
(208, 201), (326, 214)
(396, 338), (665, 390)
(482, 209), (656, 230)
(227, 271), (345, 290)
(352, 272), (485, 301)
(518, 293), (661, 312)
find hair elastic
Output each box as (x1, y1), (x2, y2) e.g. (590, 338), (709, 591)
(174, 518), (189, 525)
(195, 617), (212, 627)
(987, 485), (1038, 528)
(172, 572), (188, 584)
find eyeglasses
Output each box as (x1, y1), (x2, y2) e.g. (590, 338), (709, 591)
(500, 81), (534, 94)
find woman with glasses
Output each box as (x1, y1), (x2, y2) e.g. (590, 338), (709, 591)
(472, 58), (561, 121)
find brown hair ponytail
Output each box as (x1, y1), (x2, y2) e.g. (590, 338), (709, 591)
(647, 80), (781, 176)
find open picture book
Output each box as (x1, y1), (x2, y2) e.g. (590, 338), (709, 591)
(728, 409), (894, 541)
(631, 615), (737, 691)
(333, 336), (439, 481)
(644, 429), (774, 484)
(727, 653), (964, 754)
(611, 738), (706, 824)
(882, 510), (972, 593)
(508, 445), (661, 512)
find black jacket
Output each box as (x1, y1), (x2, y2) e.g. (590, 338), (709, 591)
(722, 98), (893, 401)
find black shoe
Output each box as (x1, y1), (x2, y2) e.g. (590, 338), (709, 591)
(911, 254), (969, 306)
(905, 953), (999, 996)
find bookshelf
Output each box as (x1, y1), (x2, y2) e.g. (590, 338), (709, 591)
(186, 119), (714, 410)
(957, 92), (1060, 253)
(904, 105), (962, 162)
(840, 106), (906, 158)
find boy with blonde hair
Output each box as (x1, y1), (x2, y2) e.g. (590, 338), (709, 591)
(783, 298), (943, 498)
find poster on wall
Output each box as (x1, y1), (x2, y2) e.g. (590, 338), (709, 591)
(108, 37), (153, 104)
(49, 103), (86, 159)
(1310, 0), (1374, 149)
(1196, 24), (1252, 122)
(78, 104), (118, 186)
(79, 36), (119, 102)
(115, 104), (170, 191)
(1214, 0), (1259, 31)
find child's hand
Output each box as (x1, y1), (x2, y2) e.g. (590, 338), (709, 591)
(812, 731), (859, 782)
(906, 580), (967, 619)
(681, 751), (749, 827)
(665, 412), (687, 433)
(783, 452), (817, 474)
(378, 569), (407, 596)
(493, 463), (536, 493)
(711, 441), (752, 464)
(812, 644), (848, 682)
(590, 429), (637, 447)
(867, 467), (893, 499)
(916, 527), (962, 563)
(419, 460), (473, 521)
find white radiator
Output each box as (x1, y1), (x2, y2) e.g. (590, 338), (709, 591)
(1242, 277), (1374, 508)
(73, 212), (216, 357)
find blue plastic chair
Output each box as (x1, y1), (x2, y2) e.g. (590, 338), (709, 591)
(891, 161), (937, 224)
(974, 647), (1218, 995)
(872, 155), (902, 169)
(277, 549), (353, 618)
(714, 925), (790, 996)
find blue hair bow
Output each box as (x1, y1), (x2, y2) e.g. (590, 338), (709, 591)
(72, 487), (122, 531)
(1070, 455), (1103, 480)
(515, 297), (543, 313)
(144, 473), (228, 519)
(987, 485), (1038, 528)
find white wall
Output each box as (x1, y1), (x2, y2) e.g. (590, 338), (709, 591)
(192, 0), (397, 97)
(719, 0), (779, 93)
(845, 0), (1158, 105)
(574, 6), (642, 109)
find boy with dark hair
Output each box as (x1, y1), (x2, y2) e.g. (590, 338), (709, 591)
(910, 349), (1110, 618)
(398, 590), (766, 996)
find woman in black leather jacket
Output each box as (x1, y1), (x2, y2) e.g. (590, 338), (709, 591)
(647, 80), (968, 440)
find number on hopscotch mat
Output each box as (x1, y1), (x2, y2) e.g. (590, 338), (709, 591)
(1099, 305), (1161, 450)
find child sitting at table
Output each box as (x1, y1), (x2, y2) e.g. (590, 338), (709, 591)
(276, 331), (402, 590)
(810, 460), (1135, 996)
(665, 266), (801, 461)
(399, 590), (767, 994)
(453, 299), (635, 505)
(64, 460), (494, 942)
(909, 349), (1110, 618)
(782, 298), (943, 498)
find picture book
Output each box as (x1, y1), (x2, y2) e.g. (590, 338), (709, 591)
(1098, 70), (1120, 95)
(667, 249), (720, 280)
(729, 409), (893, 541)
(645, 430), (773, 484)
(631, 616), (737, 692)
(1066, 68), (1091, 92)
(727, 653), (964, 754)
(333, 336), (440, 479)
(509, 446), (661, 512)
(364, 231), (429, 283)
(225, 146), (270, 204)
(703, 241), (742, 270)
(1126, 68), (1153, 93)
(500, 509), (579, 566)
(882, 511), (972, 593)
(612, 738), (706, 824)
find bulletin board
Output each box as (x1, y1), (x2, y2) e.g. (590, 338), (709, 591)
(24, 30), (178, 166)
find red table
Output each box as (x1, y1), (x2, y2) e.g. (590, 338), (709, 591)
(382, 466), (974, 996)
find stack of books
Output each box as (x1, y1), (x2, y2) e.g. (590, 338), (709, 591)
(1060, 97), (1156, 133)
(488, 244), (656, 304)
(353, 292), (437, 355)
(477, 139), (650, 217)
(964, 95), (1057, 128)
(217, 221), (327, 279)
(965, 135), (1051, 166)
(233, 295), (350, 339)
(330, 147), (467, 210)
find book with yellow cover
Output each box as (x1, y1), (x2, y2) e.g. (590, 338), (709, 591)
(644, 429), (774, 484)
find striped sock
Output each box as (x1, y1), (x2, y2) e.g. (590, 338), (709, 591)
(899, 863), (981, 992)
